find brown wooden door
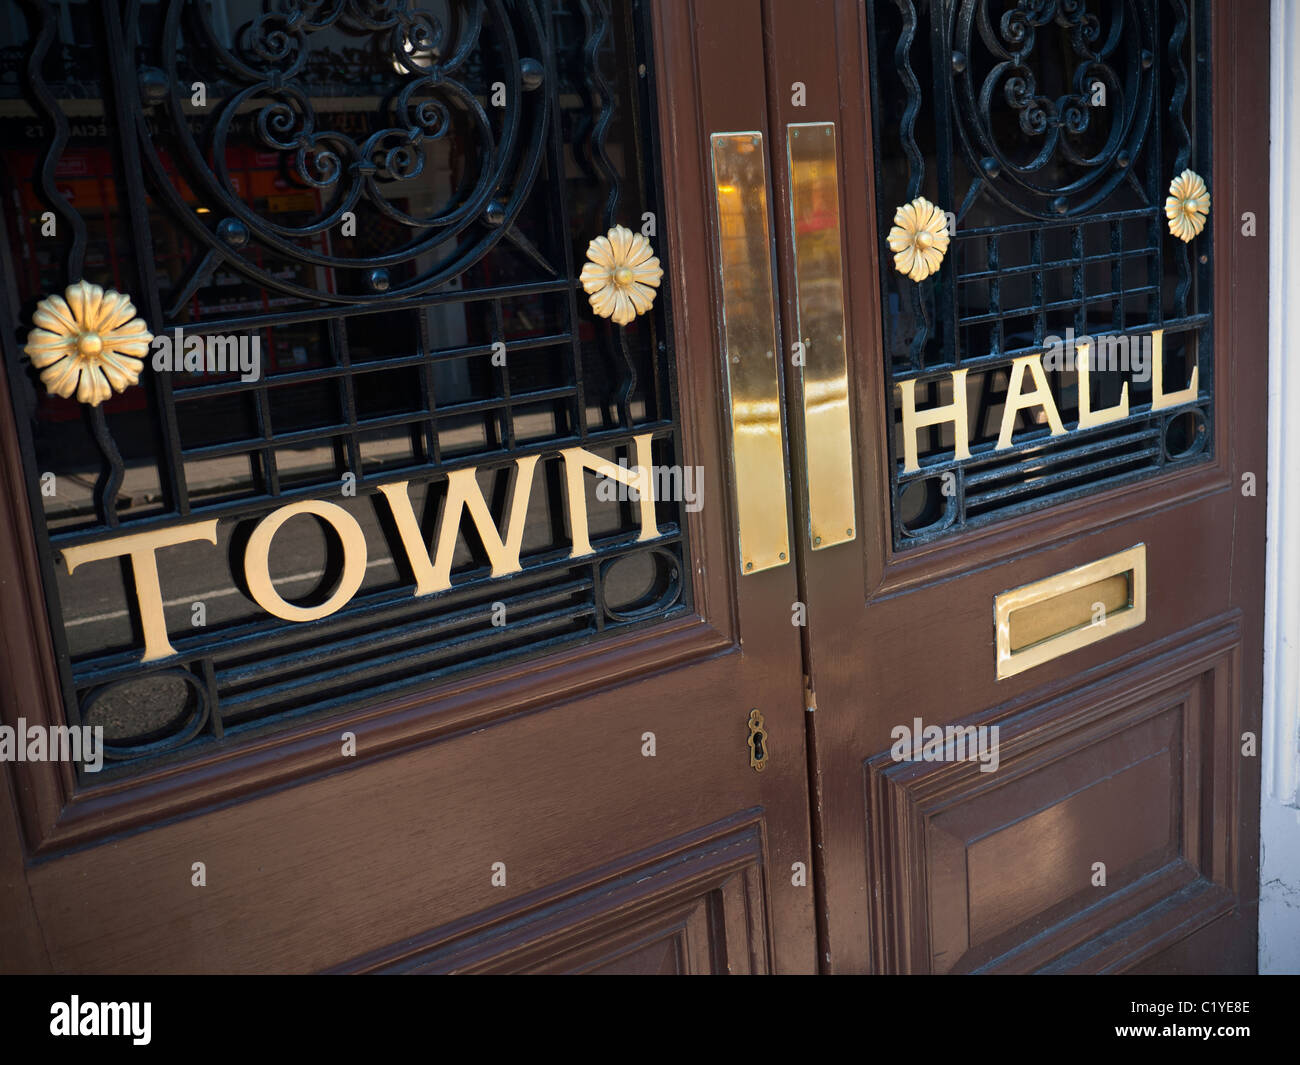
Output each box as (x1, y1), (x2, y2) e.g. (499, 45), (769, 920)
(0, 0), (1269, 977)
(0, 0), (818, 974)
(758, 0), (1267, 972)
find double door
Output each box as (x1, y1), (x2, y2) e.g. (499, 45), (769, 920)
(0, 0), (1265, 974)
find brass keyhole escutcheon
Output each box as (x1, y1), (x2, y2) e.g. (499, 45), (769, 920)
(747, 708), (769, 772)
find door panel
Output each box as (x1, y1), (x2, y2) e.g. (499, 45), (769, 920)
(0, 0), (816, 973)
(871, 628), (1242, 972)
(763, 0), (1266, 972)
(348, 813), (772, 973)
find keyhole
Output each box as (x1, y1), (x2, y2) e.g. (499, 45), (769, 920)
(751, 730), (766, 760)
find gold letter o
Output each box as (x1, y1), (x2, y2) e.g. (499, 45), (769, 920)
(244, 500), (367, 622)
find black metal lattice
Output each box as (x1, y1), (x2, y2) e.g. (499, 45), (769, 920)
(868, 0), (1213, 548)
(1, 0), (688, 777)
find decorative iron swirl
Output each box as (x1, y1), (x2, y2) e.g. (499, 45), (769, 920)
(578, 0), (636, 426)
(951, 0), (1155, 218)
(580, 0), (621, 231)
(1166, 0), (1192, 172)
(131, 0), (552, 303)
(889, 0), (930, 367)
(21, 0), (86, 278)
(996, 0), (1105, 146)
(19, 0), (124, 525)
(893, 0), (925, 200)
(1167, 0), (1194, 315)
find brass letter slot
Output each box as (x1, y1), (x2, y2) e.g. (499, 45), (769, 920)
(709, 131), (790, 574)
(994, 544), (1147, 680)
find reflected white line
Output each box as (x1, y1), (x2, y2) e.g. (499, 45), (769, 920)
(64, 557), (394, 627)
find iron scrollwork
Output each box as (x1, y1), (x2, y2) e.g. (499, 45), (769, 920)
(138, 0), (552, 303)
(951, 0), (1156, 219)
(869, 0), (1213, 548)
(3, 0), (686, 775)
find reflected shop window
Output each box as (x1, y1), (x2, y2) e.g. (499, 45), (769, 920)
(0, 0), (688, 774)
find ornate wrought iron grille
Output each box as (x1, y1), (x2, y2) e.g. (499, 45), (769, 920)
(868, 0), (1213, 548)
(0, 0), (686, 778)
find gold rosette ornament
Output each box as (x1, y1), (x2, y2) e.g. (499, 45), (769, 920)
(887, 196), (950, 282)
(24, 281), (152, 406)
(1165, 169), (1210, 243)
(580, 224), (662, 326)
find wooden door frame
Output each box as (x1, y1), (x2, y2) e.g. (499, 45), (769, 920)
(1262, 0), (1300, 972)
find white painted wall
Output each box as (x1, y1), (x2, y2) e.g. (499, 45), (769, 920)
(1262, 0), (1300, 976)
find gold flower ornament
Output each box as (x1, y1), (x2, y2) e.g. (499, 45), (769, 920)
(580, 224), (662, 326)
(24, 281), (152, 406)
(1165, 169), (1210, 243)
(888, 196), (950, 282)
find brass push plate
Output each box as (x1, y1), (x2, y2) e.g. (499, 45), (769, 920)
(994, 544), (1147, 680)
(709, 131), (790, 575)
(786, 122), (856, 550)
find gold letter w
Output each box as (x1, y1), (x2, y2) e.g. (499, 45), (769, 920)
(378, 456), (541, 596)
